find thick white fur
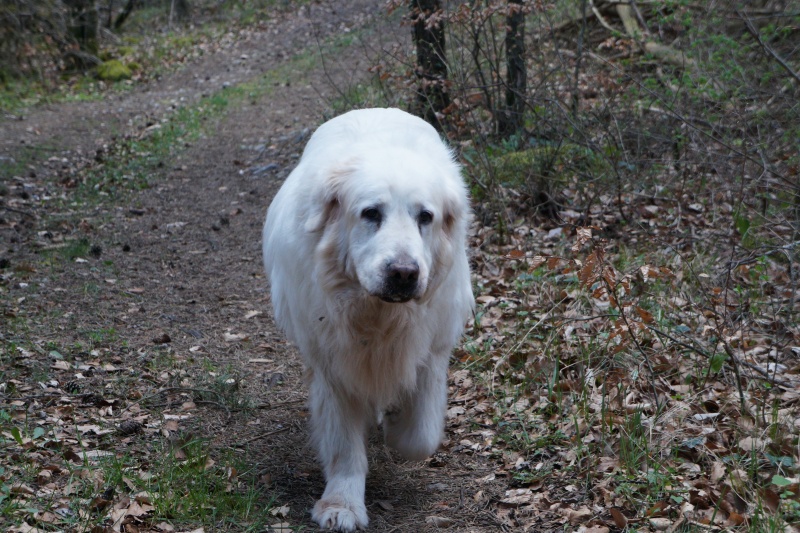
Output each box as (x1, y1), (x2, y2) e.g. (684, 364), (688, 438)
(262, 108), (473, 531)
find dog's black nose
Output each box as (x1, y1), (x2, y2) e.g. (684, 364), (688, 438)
(381, 257), (420, 302)
(388, 261), (419, 282)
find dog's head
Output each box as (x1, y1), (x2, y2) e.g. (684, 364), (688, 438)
(307, 147), (467, 303)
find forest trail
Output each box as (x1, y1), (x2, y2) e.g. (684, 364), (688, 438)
(1, 2), (506, 531)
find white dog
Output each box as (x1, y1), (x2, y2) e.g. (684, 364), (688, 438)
(262, 108), (473, 531)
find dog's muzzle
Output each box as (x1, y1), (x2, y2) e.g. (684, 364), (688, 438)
(379, 256), (420, 303)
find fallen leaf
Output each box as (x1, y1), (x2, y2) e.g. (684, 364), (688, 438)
(610, 507), (627, 528)
(738, 436), (770, 452)
(564, 507), (592, 525)
(500, 488), (532, 506)
(425, 516), (454, 527)
(11, 483), (35, 495)
(648, 517), (672, 530)
(270, 504), (290, 518)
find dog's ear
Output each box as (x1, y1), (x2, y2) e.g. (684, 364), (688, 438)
(304, 194), (339, 233)
(304, 164), (355, 233)
(441, 187), (468, 238)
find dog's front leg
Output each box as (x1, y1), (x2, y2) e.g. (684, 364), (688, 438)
(383, 351), (449, 460)
(309, 372), (369, 531)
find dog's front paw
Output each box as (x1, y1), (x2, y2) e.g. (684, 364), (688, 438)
(312, 496), (368, 531)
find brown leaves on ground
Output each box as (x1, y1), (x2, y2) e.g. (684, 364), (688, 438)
(0, 337), (254, 532)
(449, 179), (800, 531)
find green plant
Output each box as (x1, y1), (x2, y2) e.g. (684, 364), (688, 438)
(146, 437), (274, 529)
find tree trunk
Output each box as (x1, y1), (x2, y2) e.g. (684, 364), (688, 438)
(106, 0), (114, 28)
(410, 0), (449, 131)
(113, 0), (138, 29)
(65, 0), (99, 56)
(172, 0), (191, 22)
(498, 0), (526, 137)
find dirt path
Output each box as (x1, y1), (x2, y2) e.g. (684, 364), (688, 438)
(1, 2), (507, 532)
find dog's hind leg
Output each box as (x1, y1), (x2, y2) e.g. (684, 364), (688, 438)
(383, 352), (449, 461)
(309, 372), (370, 531)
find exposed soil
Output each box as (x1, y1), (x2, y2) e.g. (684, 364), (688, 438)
(1, 2), (507, 531)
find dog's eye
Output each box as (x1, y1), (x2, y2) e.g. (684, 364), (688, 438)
(418, 210), (434, 226)
(361, 207), (382, 224)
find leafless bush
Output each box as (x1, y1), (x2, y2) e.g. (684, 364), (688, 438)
(381, 1), (799, 244)
(0, 0), (199, 81)
(0, 1), (70, 80)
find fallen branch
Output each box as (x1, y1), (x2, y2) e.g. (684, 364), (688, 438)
(547, 1), (696, 70)
(616, 2), (696, 69)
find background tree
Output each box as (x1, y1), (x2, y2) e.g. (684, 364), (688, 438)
(410, 0), (449, 131)
(64, 0), (99, 68)
(498, 0), (526, 137)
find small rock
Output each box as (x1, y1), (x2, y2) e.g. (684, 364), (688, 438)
(546, 227), (563, 240)
(425, 516), (454, 527)
(649, 517), (672, 531)
(152, 333), (171, 345)
(118, 420), (143, 436)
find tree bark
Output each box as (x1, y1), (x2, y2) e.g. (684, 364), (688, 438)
(65, 0), (99, 56)
(410, 0), (449, 131)
(498, 0), (526, 137)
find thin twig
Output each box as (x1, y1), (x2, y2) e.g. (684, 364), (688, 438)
(194, 399), (232, 422)
(119, 386), (230, 416)
(601, 273), (662, 413)
(738, 360), (794, 389)
(720, 341), (751, 417)
(584, 52), (790, 186)
(490, 296), (565, 391)
(251, 399), (305, 410)
(235, 426), (290, 447)
(647, 325), (793, 389)
(737, 9), (800, 84)
(571, 0), (588, 119)
(0, 205), (36, 218)
(725, 240), (800, 270)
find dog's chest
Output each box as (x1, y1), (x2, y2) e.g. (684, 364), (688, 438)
(323, 304), (432, 402)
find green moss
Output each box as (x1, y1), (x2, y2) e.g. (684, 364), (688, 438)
(96, 60), (132, 81)
(491, 144), (608, 188)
